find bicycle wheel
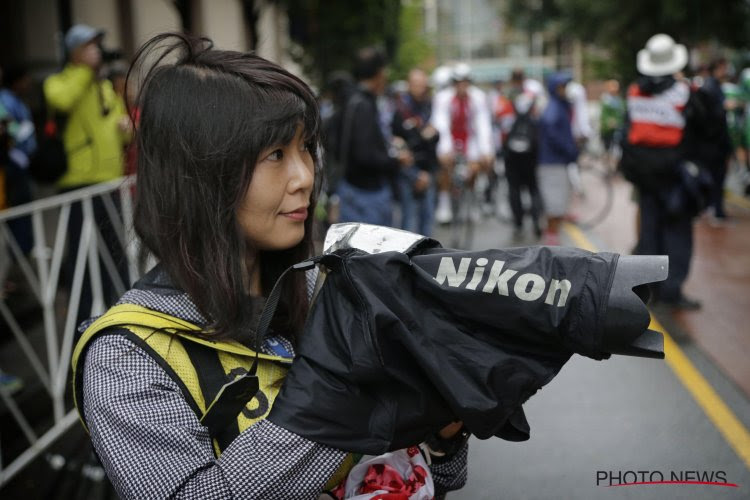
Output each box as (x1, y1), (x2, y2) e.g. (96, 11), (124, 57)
(571, 158), (614, 229)
(492, 161), (514, 224)
(449, 163), (475, 249)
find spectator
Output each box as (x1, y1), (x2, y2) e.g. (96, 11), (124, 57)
(335, 47), (411, 226)
(0, 368), (23, 394)
(537, 72), (578, 245)
(0, 65), (36, 253)
(0, 95), (25, 395)
(503, 91), (543, 239)
(318, 71), (355, 229)
(599, 79), (625, 161)
(695, 57), (733, 223)
(43, 24), (132, 322)
(392, 68), (439, 236)
(44, 24), (131, 190)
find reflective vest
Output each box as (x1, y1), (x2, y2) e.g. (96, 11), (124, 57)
(71, 303), (355, 490)
(626, 81), (690, 147)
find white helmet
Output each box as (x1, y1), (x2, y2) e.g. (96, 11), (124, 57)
(431, 65), (453, 89)
(452, 62), (472, 82)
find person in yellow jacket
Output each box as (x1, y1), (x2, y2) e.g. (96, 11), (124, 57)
(44, 24), (131, 189)
(44, 24), (132, 324)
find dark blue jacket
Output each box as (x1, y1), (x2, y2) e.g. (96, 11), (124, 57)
(538, 73), (578, 165)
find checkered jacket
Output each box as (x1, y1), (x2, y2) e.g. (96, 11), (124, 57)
(80, 266), (468, 499)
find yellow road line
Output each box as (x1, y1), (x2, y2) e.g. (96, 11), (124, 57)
(654, 319), (750, 469)
(562, 222), (596, 252)
(562, 222), (750, 471)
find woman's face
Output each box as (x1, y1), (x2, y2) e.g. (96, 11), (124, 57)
(237, 125), (314, 252)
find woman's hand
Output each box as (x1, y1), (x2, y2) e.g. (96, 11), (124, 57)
(426, 421), (470, 462)
(438, 421), (464, 439)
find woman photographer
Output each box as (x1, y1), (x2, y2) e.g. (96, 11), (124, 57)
(71, 33), (467, 499)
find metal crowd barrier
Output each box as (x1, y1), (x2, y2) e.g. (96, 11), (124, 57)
(0, 175), (139, 486)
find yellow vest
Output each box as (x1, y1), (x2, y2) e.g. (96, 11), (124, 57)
(71, 303), (354, 489)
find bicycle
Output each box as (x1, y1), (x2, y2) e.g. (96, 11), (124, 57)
(448, 155), (482, 249)
(569, 143), (617, 230)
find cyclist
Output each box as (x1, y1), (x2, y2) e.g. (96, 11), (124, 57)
(431, 63), (495, 223)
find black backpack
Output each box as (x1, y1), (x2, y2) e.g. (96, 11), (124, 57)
(505, 109), (536, 154)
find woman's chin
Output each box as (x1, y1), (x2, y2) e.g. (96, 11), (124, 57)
(266, 228), (306, 251)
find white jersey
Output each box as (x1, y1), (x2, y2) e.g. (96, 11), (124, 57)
(431, 85), (495, 161)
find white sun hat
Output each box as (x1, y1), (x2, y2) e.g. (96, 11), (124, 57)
(637, 34), (688, 77)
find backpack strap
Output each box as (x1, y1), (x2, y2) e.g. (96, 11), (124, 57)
(180, 340), (247, 452)
(73, 256), (320, 448)
(72, 304), (284, 442)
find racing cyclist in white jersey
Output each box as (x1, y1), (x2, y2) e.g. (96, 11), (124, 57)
(431, 63), (495, 223)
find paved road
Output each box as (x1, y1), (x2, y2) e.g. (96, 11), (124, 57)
(433, 177), (750, 499)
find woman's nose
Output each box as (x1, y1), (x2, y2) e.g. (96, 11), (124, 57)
(289, 152), (314, 192)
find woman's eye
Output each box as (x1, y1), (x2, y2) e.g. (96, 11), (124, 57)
(267, 149), (283, 161)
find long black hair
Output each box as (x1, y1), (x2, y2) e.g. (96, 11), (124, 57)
(128, 33), (321, 343)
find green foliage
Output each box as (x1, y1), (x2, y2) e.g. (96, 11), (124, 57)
(583, 49), (621, 81)
(392, 1), (435, 81)
(283, 0), (401, 86)
(503, 0), (561, 33)
(504, 0), (750, 83)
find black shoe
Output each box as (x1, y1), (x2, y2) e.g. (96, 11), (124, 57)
(662, 295), (702, 311)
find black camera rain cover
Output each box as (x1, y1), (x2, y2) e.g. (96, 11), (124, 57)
(268, 244), (622, 455)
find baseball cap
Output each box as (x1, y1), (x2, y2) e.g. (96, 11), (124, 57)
(64, 24), (105, 52)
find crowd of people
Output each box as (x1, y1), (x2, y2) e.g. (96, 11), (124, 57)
(320, 35), (748, 312)
(319, 49), (586, 246)
(0, 22), (749, 498)
(4, 26), (747, 258)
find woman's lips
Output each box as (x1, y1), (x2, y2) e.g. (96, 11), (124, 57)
(281, 207), (308, 221)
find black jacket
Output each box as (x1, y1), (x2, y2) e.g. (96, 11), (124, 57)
(343, 86), (400, 190)
(391, 93), (439, 174)
(687, 76), (733, 166)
